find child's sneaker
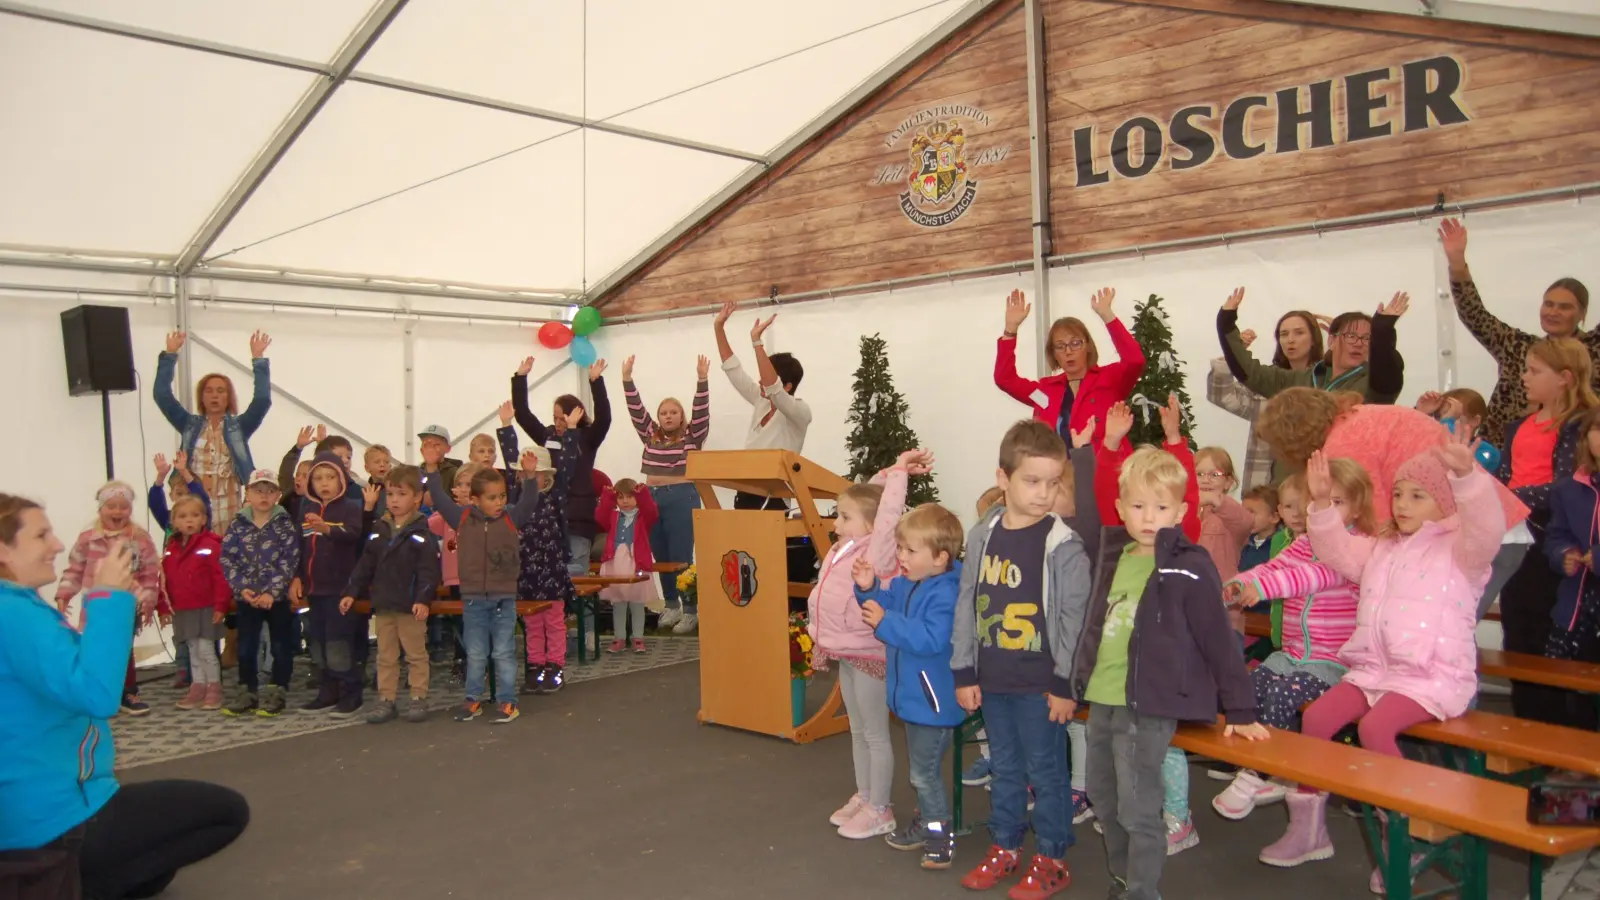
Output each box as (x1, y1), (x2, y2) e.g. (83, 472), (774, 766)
(200, 683), (224, 711)
(884, 814), (925, 851)
(921, 820), (955, 870)
(1213, 769), (1286, 820)
(491, 702), (520, 724)
(607, 639), (626, 653)
(1071, 789), (1095, 824)
(837, 803), (895, 840)
(365, 700), (398, 724)
(453, 700), (483, 722)
(829, 793), (865, 827)
(175, 683), (206, 710)
(960, 845), (1019, 891)
(632, 638), (647, 653)
(220, 687), (257, 717)
(658, 607), (683, 629)
(1008, 855), (1071, 900)
(1165, 812), (1199, 855)
(328, 696), (364, 719)
(962, 755), (994, 786)
(520, 664), (542, 695)
(541, 666), (564, 693)
(171, 671), (190, 691)
(120, 694), (150, 717)
(256, 686), (287, 717)
(1206, 761), (1241, 781)
(672, 612), (698, 634)
(405, 698), (428, 723)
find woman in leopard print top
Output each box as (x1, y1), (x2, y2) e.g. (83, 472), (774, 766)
(1440, 217), (1599, 445)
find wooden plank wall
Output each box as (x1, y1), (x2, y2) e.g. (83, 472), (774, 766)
(602, 3), (1032, 317)
(1045, 0), (1600, 254)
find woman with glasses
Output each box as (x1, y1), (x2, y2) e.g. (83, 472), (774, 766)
(1216, 287), (1408, 484)
(1438, 217), (1600, 445)
(993, 286), (1146, 449)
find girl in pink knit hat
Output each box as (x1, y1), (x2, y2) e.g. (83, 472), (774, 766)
(1256, 428), (1502, 894)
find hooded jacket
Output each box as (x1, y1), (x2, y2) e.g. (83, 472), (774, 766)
(344, 512), (440, 614)
(1546, 471), (1600, 632)
(296, 451), (364, 597)
(0, 583), (134, 850)
(221, 506), (300, 605)
(807, 466), (909, 664)
(1074, 529), (1257, 724)
(161, 529), (231, 615)
(952, 508), (1092, 699)
(860, 563), (966, 728)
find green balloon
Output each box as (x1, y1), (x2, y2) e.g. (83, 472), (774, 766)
(572, 306), (602, 336)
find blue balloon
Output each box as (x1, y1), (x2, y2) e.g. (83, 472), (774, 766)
(568, 335), (598, 367)
(1475, 441), (1501, 473)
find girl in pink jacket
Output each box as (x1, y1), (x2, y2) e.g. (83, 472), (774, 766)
(1262, 436), (1502, 883)
(813, 449), (928, 841)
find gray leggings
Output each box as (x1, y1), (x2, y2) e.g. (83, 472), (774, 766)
(186, 637), (221, 685)
(1478, 543), (1530, 620)
(839, 662), (894, 809)
(611, 602), (647, 641)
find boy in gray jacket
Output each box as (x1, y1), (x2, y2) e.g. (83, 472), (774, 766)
(952, 420), (1092, 900)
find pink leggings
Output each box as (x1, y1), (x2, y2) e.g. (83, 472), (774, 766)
(523, 601), (565, 667)
(1301, 681), (1433, 757)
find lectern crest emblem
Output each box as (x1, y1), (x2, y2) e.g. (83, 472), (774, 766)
(720, 549), (758, 607)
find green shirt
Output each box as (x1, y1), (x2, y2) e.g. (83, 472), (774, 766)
(1084, 548), (1158, 707)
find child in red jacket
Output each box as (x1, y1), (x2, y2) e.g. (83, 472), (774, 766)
(597, 480), (660, 653)
(163, 495), (232, 711)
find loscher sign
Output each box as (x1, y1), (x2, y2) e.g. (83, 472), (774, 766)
(1070, 56), (1471, 187)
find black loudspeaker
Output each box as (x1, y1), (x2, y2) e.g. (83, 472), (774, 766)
(60, 305), (136, 396)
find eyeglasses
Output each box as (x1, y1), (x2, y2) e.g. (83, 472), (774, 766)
(1334, 332), (1371, 346)
(1196, 470), (1229, 480)
(1051, 339), (1086, 352)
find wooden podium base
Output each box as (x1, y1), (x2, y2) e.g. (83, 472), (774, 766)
(791, 679), (850, 743)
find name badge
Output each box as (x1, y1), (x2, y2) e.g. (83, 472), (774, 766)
(1029, 389), (1050, 408)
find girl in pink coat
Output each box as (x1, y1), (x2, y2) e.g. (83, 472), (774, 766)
(1261, 434), (1502, 886)
(812, 449), (928, 841)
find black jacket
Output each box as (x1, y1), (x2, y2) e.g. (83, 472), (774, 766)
(1072, 527), (1256, 725)
(511, 372), (612, 540)
(343, 512), (440, 613)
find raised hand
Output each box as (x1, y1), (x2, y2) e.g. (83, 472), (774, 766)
(562, 405), (584, 430)
(362, 482), (381, 511)
(896, 448), (935, 475)
(696, 355), (710, 380)
(1003, 289), (1030, 334)
(498, 400), (514, 426)
(751, 314), (776, 342)
(715, 300), (736, 329)
(173, 450), (191, 477)
(851, 555), (876, 591)
(1240, 329), (1257, 348)
(249, 330), (272, 359)
(1415, 391), (1444, 416)
(621, 355), (635, 381)
(165, 331), (186, 353)
(1089, 287), (1117, 322)
(588, 359), (607, 381)
(1438, 217), (1468, 267)
(90, 541), (133, 592)
(1222, 287), (1245, 311)
(1307, 450), (1333, 506)
(1159, 394), (1183, 446)
(315, 424), (327, 444)
(1378, 292), (1411, 318)
(153, 453), (172, 483)
(519, 449), (540, 477)
(296, 425), (316, 449)
(1104, 401), (1134, 450)
(1313, 313), (1334, 333)
(1439, 423), (1476, 477)
(1070, 416), (1096, 450)
(516, 356), (534, 377)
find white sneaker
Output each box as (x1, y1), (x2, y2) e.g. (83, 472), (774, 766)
(672, 613), (698, 634)
(1213, 769), (1285, 820)
(659, 607), (683, 628)
(1165, 811), (1199, 856)
(829, 793), (865, 826)
(838, 803), (896, 840)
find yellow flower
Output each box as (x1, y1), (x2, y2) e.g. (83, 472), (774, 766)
(798, 635), (813, 652)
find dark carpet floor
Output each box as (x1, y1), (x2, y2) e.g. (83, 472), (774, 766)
(127, 663), (1539, 900)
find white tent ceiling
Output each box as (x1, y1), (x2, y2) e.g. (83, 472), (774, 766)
(1, 0), (1596, 301)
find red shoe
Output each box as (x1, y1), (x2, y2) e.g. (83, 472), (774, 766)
(960, 845), (1020, 891)
(1007, 855), (1071, 900)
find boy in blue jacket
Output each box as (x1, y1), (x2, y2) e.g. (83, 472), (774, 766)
(853, 502), (968, 871)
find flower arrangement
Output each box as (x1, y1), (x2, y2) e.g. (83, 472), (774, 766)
(788, 612), (814, 680)
(675, 565), (697, 608)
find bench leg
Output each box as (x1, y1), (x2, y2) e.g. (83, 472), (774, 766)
(952, 710), (985, 837)
(1384, 812), (1416, 900)
(1530, 854), (1548, 900)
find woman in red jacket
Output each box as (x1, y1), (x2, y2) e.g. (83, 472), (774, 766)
(994, 287), (1146, 449)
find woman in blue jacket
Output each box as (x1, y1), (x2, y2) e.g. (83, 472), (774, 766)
(0, 493), (248, 898)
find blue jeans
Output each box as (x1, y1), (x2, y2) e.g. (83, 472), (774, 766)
(904, 722), (954, 823)
(462, 595), (518, 705)
(983, 691), (1074, 858)
(649, 483), (700, 611)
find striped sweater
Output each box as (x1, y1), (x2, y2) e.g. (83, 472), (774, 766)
(1242, 534), (1357, 675)
(623, 378), (710, 476)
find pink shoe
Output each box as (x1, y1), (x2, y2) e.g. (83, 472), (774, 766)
(1259, 790), (1334, 867)
(607, 639), (626, 654)
(200, 683), (224, 711)
(631, 639), (647, 653)
(829, 794), (865, 827)
(176, 682), (206, 710)
(838, 803), (896, 840)
(1213, 769), (1287, 820)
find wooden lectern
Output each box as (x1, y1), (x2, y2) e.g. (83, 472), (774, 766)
(687, 449), (852, 743)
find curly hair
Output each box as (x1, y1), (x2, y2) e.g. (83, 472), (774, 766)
(1256, 388), (1363, 469)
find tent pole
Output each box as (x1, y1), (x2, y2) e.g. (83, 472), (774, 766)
(403, 314), (417, 464)
(1023, 0), (1052, 375)
(175, 275), (192, 408)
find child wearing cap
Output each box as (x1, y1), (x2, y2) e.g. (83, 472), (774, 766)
(220, 469), (302, 716)
(419, 425), (465, 492)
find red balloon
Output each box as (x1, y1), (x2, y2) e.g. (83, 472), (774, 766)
(538, 321), (573, 349)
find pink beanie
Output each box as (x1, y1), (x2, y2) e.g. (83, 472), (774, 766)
(1394, 451), (1456, 516)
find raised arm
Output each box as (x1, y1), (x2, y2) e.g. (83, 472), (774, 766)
(1439, 218), (1523, 356)
(148, 483), (171, 534)
(510, 357), (550, 444)
(424, 473), (464, 530)
(1305, 504), (1375, 583)
(621, 355), (659, 445)
(1218, 302), (1294, 398)
(152, 332), (194, 431)
(0, 588), (136, 719)
(994, 289), (1043, 407)
(1446, 456), (1508, 581)
(237, 331), (274, 436)
(584, 367), (613, 452)
(1366, 304), (1405, 403)
(509, 469), (547, 527)
(687, 375), (712, 447)
(866, 462), (912, 579)
(1094, 288), (1147, 397)
(595, 487), (619, 533)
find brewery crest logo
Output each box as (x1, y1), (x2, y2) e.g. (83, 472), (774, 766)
(877, 104), (1000, 229)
